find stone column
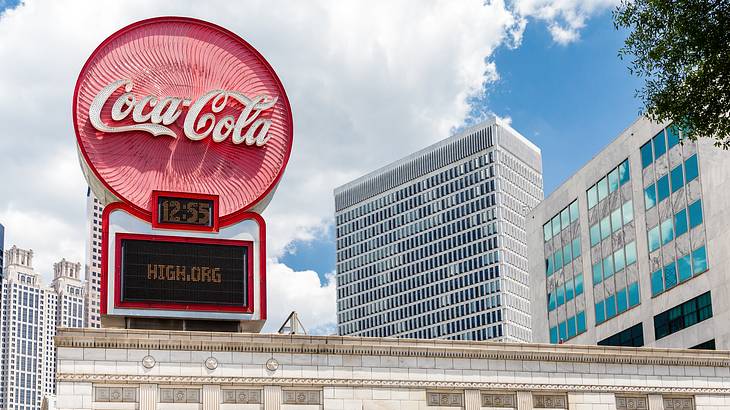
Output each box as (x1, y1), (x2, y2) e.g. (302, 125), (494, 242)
(517, 391), (533, 410)
(464, 390), (481, 410)
(264, 385), (282, 410)
(648, 395), (664, 410)
(203, 385), (221, 410)
(139, 384), (158, 410)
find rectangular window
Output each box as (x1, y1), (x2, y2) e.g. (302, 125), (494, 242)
(651, 269), (664, 296)
(554, 248), (563, 270)
(587, 185), (598, 209)
(614, 247), (625, 272)
(654, 291), (712, 340)
(590, 223), (601, 246)
(616, 288), (628, 313)
(567, 316), (576, 338)
(670, 164), (684, 193)
(592, 262), (602, 285)
(611, 208), (622, 233)
(563, 244), (573, 264)
(598, 322), (644, 347)
(569, 200), (579, 223)
(685, 154), (699, 183)
(688, 200), (703, 228)
(667, 124), (680, 148)
(622, 200), (634, 224)
(565, 279), (574, 301)
(664, 261), (678, 290)
(641, 142), (653, 168)
(546, 255), (554, 276)
(551, 215), (561, 238)
(543, 223), (552, 242)
(674, 208), (688, 237)
(600, 217), (611, 240)
(608, 168), (619, 193)
(657, 175), (670, 203)
(692, 246), (708, 274)
(577, 311), (586, 333)
(556, 285), (565, 306)
(595, 300), (605, 324)
(628, 282), (640, 307)
(597, 177), (608, 202)
(678, 254), (692, 282)
(575, 273), (584, 295)
(572, 237), (581, 258)
(648, 225), (661, 252)
(653, 130), (666, 158)
(644, 184), (657, 210)
(605, 294), (616, 318)
(560, 208), (570, 230)
(618, 159), (630, 185)
(558, 321), (567, 341)
(603, 255), (614, 279)
(661, 218), (674, 245)
(549, 326), (558, 344)
(548, 291), (556, 311)
(625, 241), (637, 265)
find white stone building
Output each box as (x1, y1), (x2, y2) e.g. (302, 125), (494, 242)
(0, 247), (86, 410)
(83, 188), (103, 329)
(528, 116), (730, 349)
(334, 117), (543, 342)
(55, 328), (730, 410)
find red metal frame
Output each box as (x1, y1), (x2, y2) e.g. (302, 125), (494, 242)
(150, 190), (220, 232)
(73, 16), (294, 227)
(101, 202), (267, 319)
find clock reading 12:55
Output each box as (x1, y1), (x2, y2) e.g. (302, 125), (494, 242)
(157, 196), (213, 227)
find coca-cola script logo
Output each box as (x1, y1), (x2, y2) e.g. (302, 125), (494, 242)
(74, 17), (293, 223)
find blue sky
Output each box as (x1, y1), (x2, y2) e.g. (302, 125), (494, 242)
(281, 10), (643, 278)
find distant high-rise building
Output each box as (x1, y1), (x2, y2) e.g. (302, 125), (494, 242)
(0, 247), (85, 410)
(83, 188), (103, 328)
(529, 116), (730, 349)
(0, 223), (4, 281)
(334, 117), (543, 341)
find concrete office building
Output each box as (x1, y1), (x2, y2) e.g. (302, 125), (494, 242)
(334, 117), (543, 341)
(83, 188), (103, 328)
(528, 116), (730, 349)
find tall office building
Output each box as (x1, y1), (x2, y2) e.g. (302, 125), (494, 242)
(83, 188), (103, 328)
(529, 116), (730, 349)
(0, 247), (85, 410)
(334, 117), (543, 341)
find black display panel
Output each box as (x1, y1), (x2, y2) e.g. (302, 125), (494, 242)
(120, 238), (248, 306)
(157, 196), (214, 227)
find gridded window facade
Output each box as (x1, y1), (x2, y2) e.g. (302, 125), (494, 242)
(598, 322), (644, 347)
(654, 291), (712, 340)
(335, 120), (542, 341)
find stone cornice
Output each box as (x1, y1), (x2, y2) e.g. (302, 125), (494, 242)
(56, 373), (730, 395)
(55, 329), (730, 368)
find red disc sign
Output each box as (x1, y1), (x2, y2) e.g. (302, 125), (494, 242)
(74, 17), (293, 223)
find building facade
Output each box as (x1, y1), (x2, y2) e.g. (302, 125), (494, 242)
(334, 117), (543, 341)
(55, 327), (730, 410)
(0, 247), (86, 410)
(528, 116), (730, 349)
(83, 188), (103, 329)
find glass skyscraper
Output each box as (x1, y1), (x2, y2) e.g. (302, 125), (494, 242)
(334, 117), (543, 341)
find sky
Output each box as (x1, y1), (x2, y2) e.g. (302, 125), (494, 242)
(0, 0), (642, 334)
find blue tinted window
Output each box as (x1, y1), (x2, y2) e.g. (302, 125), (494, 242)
(543, 223), (552, 241)
(689, 200), (703, 228)
(603, 256), (615, 279)
(545, 255), (554, 276)
(667, 125), (680, 148)
(563, 244), (572, 264)
(628, 282), (640, 307)
(625, 241), (637, 265)
(590, 223), (601, 246)
(606, 295), (617, 318)
(575, 273), (584, 295)
(678, 254), (692, 282)
(592, 262), (602, 285)
(611, 208), (622, 233)
(557, 285), (565, 306)
(554, 249), (563, 270)
(670, 164), (684, 192)
(661, 218), (674, 245)
(549, 326), (558, 344)
(685, 155), (699, 183)
(567, 316), (577, 338)
(595, 301), (605, 324)
(653, 131), (666, 158)
(641, 142), (653, 168)
(614, 248), (625, 272)
(693, 246), (708, 274)
(618, 159), (630, 185)
(651, 269), (664, 296)
(597, 177), (609, 202)
(617, 288), (628, 313)
(577, 311), (586, 333)
(674, 209), (688, 237)
(657, 175), (670, 202)
(648, 226), (661, 252)
(559, 321), (567, 341)
(572, 238), (581, 258)
(548, 291), (556, 311)
(600, 217), (611, 240)
(587, 185), (598, 209)
(608, 168), (619, 193)
(551, 215), (561, 237)
(664, 262), (678, 290)
(644, 184), (657, 210)
(622, 200), (634, 224)
(569, 200), (579, 222)
(565, 279), (574, 301)
(561, 208), (570, 230)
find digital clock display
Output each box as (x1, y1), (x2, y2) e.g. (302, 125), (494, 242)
(157, 196), (214, 227)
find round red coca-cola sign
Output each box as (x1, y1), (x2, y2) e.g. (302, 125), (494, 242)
(74, 17), (293, 224)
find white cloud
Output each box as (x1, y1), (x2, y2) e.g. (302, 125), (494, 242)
(0, 0), (613, 334)
(511, 0), (619, 45)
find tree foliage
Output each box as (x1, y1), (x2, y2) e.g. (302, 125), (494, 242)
(614, 1), (730, 148)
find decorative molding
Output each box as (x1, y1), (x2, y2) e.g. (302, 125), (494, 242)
(94, 387), (137, 402)
(533, 394), (567, 409)
(56, 374), (730, 395)
(616, 395), (648, 410)
(159, 388), (200, 403)
(222, 389), (261, 404)
(55, 330), (730, 368)
(427, 392), (463, 407)
(282, 390), (321, 405)
(204, 357), (218, 370)
(141, 355), (156, 369)
(481, 392), (516, 408)
(663, 397), (695, 410)
(266, 358), (280, 372)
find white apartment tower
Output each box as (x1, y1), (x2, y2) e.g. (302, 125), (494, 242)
(84, 188), (103, 328)
(334, 117), (543, 341)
